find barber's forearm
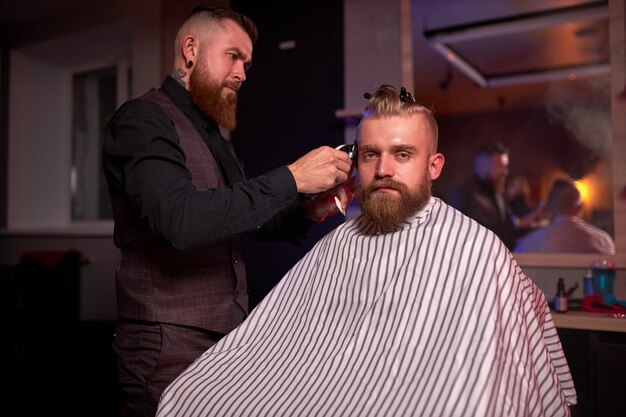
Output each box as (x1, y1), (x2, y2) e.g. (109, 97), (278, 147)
(250, 195), (315, 243)
(146, 167), (299, 250)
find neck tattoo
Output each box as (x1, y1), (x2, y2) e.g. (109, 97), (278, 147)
(173, 68), (187, 88)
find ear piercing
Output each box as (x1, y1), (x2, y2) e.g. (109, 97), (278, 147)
(186, 60), (193, 68)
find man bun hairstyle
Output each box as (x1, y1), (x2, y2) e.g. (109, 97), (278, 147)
(360, 84), (439, 151)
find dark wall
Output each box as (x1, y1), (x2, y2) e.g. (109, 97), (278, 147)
(230, 1), (344, 308)
(0, 45), (7, 229)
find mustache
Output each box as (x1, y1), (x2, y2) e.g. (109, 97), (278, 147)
(223, 80), (241, 93)
(365, 178), (405, 192)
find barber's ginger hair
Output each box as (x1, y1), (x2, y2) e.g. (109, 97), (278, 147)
(359, 84), (439, 152)
(175, 4), (258, 54)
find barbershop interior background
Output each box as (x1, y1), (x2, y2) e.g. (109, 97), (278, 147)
(0, 0), (625, 416)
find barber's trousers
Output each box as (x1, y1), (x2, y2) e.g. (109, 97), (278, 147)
(113, 319), (223, 417)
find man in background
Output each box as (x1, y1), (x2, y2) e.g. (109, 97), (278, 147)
(515, 178), (615, 254)
(157, 85), (576, 417)
(448, 141), (518, 249)
(103, 5), (352, 416)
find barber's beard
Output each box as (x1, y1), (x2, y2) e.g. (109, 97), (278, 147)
(355, 175), (432, 229)
(493, 177), (506, 195)
(189, 63), (238, 130)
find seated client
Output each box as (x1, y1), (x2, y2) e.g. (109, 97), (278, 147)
(156, 85), (577, 417)
(514, 178), (615, 254)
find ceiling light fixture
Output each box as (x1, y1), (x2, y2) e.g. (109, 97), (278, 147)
(424, 1), (609, 88)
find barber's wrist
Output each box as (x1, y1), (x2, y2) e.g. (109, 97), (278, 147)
(304, 198), (328, 222)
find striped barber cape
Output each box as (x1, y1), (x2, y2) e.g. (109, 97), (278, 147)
(157, 197), (577, 417)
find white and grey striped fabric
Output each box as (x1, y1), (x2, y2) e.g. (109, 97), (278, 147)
(157, 197), (577, 417)
(514, 215), (615, 255)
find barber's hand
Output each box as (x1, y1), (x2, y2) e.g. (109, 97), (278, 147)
(515, 202), (548, 229)
(287, 146), (352, 194)
(306, 176), (356, 221)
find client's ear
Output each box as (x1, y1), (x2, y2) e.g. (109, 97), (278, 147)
(429, 153), (445, 180)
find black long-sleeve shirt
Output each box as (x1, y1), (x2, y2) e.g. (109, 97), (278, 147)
(103, 76), (313, 250)
(448, 175), (517, 249)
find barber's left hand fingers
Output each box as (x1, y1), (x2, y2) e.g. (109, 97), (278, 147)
(306, 194), (338, 220)
(333, 178), (356, 215)
(338, 177), (356, 204)
(335, 162), (352, 186)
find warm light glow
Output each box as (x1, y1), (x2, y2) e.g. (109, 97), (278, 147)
(574, 180), (589, 202)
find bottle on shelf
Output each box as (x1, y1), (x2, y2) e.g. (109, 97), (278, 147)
(583, 268), (594, 297)
(592, 259), (616, 304)
(554, 277), (568, 313)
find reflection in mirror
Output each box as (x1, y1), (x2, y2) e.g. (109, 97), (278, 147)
(513, 76), (615, 253)
(433, 74), (613, 255)
(410, 0), (616, 256)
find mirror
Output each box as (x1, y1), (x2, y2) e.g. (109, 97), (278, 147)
(408, 0), (625, 267)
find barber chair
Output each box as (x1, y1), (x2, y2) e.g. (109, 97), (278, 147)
(6, 249), (85, 416)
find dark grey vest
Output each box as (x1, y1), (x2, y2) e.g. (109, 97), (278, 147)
(111, 89), (248, 334)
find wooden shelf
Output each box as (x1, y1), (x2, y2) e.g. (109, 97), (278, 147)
(553, 310), (626, 333)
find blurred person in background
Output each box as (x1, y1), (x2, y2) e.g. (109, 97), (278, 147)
(507, 174), (548, 234)
(449, 141), (518, 248)
(514, 178), (615, 254)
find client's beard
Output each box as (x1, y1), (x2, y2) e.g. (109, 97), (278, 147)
(189, 64), (238, 130)
(355, 176), (432, 229)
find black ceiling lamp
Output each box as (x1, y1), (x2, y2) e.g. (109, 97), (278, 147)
(438, 64), (453, 91)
